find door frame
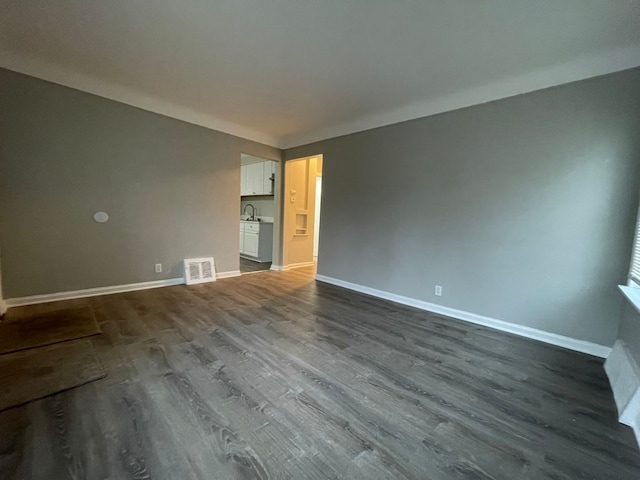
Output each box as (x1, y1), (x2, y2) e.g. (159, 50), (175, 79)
(239, 153), (282, 271)
(278, 154), (323, 271)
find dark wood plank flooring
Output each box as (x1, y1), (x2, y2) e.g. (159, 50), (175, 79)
(1, 266), (638, 479)
(240, 257), (272, 273)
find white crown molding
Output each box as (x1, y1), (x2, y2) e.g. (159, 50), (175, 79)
(3, 43), (639, 152)
(282, 43), (640, 149)
(4, 270), (240, 307)
(0, 50), (280, 148)
(315, 274), (612, 358)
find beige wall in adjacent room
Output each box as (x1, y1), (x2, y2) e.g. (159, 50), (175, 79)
(0, 68), (282, 299)
(282, 156), (322, 268)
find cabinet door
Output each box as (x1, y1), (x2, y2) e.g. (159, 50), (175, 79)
(243, 232), (259, 257)
(240, 165), (248, 195)
(247, 163), (264, 195)
(239, 227), (244, 253)
(263, 161), (275, 195)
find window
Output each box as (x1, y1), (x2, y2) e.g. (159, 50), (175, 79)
(629, 204), (640, 287)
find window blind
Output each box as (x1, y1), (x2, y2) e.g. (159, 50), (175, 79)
(630, 205), (640, 285)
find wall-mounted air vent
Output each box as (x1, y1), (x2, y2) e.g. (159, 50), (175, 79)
(183, 257), (216, 285)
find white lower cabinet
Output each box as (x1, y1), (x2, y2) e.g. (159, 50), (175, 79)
(243, 232), (259, 257)
(239, 221), (273, 262)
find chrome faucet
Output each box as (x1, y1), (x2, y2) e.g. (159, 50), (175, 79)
(243, 203), (256, 220)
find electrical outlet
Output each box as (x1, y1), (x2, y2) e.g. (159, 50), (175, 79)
(155, 263), (162, 273)
(435, 285), (443, 296)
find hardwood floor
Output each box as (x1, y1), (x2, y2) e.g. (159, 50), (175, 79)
(1, 266), (638, 479)
(240, 257), (272, 273)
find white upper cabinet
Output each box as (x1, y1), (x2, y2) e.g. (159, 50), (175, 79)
(239, 221), (273, 261)
(241, 160), (276, 196)
(247, 162), (264, 195)
(240, 165), (249, 195)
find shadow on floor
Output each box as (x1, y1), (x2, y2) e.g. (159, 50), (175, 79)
(240, 256), (272, 274)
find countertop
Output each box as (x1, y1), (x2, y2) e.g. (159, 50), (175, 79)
(240, 219), (273, 224)
(240, 216), (274, 224)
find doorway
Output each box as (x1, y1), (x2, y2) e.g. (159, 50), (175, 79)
(281, 155), (323, 270)
(239, 154), (280, 274)
(314, 175), (322, 259)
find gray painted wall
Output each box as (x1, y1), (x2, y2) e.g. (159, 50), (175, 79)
(285, 69), (640, 347)
(0, 68), (281, 298)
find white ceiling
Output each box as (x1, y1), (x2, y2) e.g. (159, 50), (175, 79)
(1, 1), (640, 149)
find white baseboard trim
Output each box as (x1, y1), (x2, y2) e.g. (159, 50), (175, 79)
(0, 299), (7, 317)
(5, 270), (241, 307)
(282, 261), (316, 271)
(315, 274), (611, 358)
(270, 265), (283, 271)
(217, 270), (241, 279)
(605, 340), (640, 446)
(6, 278), (185, 307)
